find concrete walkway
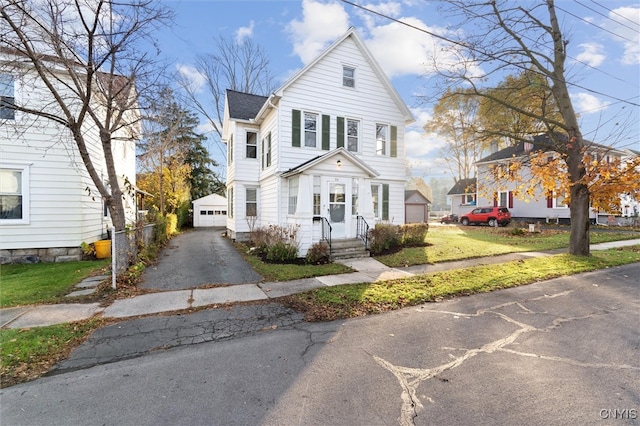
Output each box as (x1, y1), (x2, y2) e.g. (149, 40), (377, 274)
(2, 239), (639, 329)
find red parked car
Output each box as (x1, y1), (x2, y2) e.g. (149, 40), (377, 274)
(440, 214), (459, 224)
(459, 206), (511, 227)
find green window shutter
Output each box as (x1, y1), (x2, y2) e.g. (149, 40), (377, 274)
(292, 109), (301, 147)
(322, 114), (330, 150)
(382, 184), (389, 220)
(336, 117), (344, 148)
(390, 126), (397, 158)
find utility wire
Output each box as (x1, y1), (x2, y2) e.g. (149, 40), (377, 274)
(587, 0), (640, 28)
(339, 0), (640, 108)
(573, 0), (640, 33)
(555, 4), (638, 45)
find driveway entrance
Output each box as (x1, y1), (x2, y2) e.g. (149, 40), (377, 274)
(138, 227), (262, 291)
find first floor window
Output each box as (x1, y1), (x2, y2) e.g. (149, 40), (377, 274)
(352, 178), (359, 215)
(228, 134), (234, 165)
(313, 176), (321, 215)
(0, 165), (28, 222)
(228, 187), (234, 218)
(376, 124), (388, 155)
(464, 194), (475, 205)
(246, 188), (257, 217)
(288, 176), (299, 215)
(499, 191), (508, 207)
(371, 184), (380, 218)
(246, 131), (257, 159)
(0, 74), (15, 120)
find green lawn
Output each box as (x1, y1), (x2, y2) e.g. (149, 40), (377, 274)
(285, 245), (640, 321)
(375, 226), (639, 267)
(0, 260), (110, 308)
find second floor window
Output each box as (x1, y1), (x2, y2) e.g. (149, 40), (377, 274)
(262, 132), (271, 168)
(304, 113), (317, 147)
(246, 131), (257, 159)
(376, 124), (388, 155)
(228, 134), (234, 165)
(347, 119), (359, 152)
(0, 74), (15, 120)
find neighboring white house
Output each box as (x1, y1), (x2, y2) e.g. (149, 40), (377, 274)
(222, 28), (414, 255)
(192, 194), (227, 227)
(0, 54), (138, 263)
(474, 134), (639, 225)
(446, 178), (477, 217)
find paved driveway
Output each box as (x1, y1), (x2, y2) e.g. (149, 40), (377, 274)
(139, 227), (262, 291)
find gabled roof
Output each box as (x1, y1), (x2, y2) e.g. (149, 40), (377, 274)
(405, 190), (431, 204)
(447, 178), (477, 195)
(226, 89), (268, 121)
(257, 27), (413, 124)
(281, 147), (379, 178)
(477, 133), (629, 164)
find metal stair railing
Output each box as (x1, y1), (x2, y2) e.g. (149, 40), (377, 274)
(356, 215), (369, 250)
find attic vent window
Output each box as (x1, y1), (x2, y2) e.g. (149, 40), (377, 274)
(343, 66), (355, 88)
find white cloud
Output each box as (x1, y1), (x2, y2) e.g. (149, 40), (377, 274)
(286, 0), (350, 64)
(176, 64), (207, 93)
(605, 7), (640, 65)
(235, 21), (255, 44)
(571, 92), (609, 114)
(405, 106), (447, 158)
(575, 42), (606, 67)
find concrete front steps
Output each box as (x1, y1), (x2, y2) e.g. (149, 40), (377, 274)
(330, 238), (369, 260)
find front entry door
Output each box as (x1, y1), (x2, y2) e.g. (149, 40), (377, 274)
(326, 178), (350, 239)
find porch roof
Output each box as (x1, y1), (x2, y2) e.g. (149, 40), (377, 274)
(281, 147), (379, 178)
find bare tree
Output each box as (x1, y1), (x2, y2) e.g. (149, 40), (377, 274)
(179, 35), (275, 162)
(0, 0), (173, 231)
(427, 0), (616, 256)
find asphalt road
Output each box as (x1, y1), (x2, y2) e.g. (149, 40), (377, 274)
(139, 227), (262, 290)
(2, 263), (638, 425)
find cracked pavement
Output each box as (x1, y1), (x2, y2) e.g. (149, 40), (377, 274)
(2, 264), (638, 426)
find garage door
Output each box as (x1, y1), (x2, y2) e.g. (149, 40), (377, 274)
(406, 205), (426, 223)
(196, 208), (227, 227)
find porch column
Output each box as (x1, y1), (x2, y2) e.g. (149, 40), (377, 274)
(296, 174), (313, 216)
(359, 178), (374, 220)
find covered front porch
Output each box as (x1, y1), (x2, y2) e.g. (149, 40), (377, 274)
(282, 148), (379, 257)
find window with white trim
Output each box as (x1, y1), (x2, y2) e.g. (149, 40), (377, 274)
(0, 74), (15, 120)
(499, 191), (508, 207)
(262, 132), (271, 168)
(246, 131), (257, 159)
(246, 187), (257, 217)
(313, 176), (321, 216)
(304, 113), (318, 148)
(228, 134), (234, 165)
(347, 119), (359, 152)
(288, 176), (299, 214)
(0, 165), (29, 223)
(228, 186), (234, 218)
(376, 124), (388, 155)
(371, 184), (380, 218)
(342, 66), (355, 88)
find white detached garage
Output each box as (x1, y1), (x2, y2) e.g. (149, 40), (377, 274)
(192, 194), (227, 227)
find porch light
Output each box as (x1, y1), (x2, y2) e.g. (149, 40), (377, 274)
(336, 159), (342, 167)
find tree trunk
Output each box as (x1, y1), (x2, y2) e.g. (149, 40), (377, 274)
(569, 183), (590, 256)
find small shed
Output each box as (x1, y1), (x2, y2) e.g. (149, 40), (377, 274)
(192, 194), (227, 227)
(405, 190), (431, 223)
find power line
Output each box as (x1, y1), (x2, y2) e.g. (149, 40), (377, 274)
(339, 0), (640, 108)
(555, 4), (638, 45)
(573, 0), (640, 34)
(587, 0), (640, 29)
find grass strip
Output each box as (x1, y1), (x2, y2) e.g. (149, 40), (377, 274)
(284, 246), (640, 321)
(0, 319), (103, 388)
(0, 260), (110, 307)
(377, 228), (639, 267)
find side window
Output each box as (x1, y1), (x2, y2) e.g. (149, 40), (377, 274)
(246, 188), (257, 217)
(1, 165), (29, 223)
(371, 184), (380, 218)
(288, 176), (299, 215)
(0, 74), (15, 120)
(376, 124), (388, 155)
(228, 134), (234, 165)
(262, 132), (271, 168)
(246, 131), (257, 159)
(342, 66), (355, 88)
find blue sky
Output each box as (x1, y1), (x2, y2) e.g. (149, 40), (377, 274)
(157, 0), (640, 181)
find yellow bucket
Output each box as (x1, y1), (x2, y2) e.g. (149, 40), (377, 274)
(94, 240), (111, 259)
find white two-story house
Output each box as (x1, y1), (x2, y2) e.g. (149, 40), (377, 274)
(0, 51), (139, 263)
(475, 133), (639, 225)
(222, 28), (414, 256)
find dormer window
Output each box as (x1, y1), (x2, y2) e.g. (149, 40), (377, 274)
(342, 66), (355, 88)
